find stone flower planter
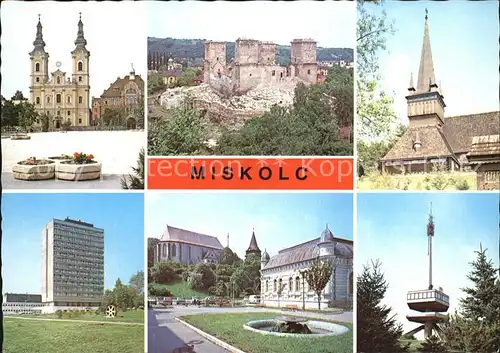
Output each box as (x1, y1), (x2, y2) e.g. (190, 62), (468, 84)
(56, 161), (102, 181)
(12, 159), (55, 180)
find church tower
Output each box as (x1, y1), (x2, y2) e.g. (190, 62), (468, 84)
(29, 15), (50, 103)
(71, 13), (91, 126)
(245, 228), (262, 259)
(406, 9), (446, 128)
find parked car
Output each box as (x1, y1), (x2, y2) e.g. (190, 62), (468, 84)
(186, 297), (201, 306)
(249, 295), (261, 304)
(147, 298), (156, 308)
(216, 298), (231, 306)
(157, 297), (172, 306)
(175, 297), (187, 305)
(201, 296), (217, 306)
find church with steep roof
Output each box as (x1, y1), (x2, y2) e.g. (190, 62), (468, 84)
(259, 225), (353, 309)
(29, 14), (91, 129)
(381, 11), (500, 189)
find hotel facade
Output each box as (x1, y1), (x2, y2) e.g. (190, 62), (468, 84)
(41, 218), (104, 313)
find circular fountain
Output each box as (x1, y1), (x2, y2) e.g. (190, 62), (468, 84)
(243, 316), (349, 338)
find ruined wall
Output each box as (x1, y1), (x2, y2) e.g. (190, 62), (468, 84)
(235, 39), (259, 65)
(291, 39), (317, 85)
(204, 41), (227, 82)
(258, 42), (276, 65)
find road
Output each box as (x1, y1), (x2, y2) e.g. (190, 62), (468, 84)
(147, 306), (353, 353)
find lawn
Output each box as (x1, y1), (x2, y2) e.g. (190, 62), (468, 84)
(152, 281), (208, 298)
(9, 309), (144, 323)
(181, 312), (352, 353)
(357, 171), (476, 190)
(3, 317), (144, 353)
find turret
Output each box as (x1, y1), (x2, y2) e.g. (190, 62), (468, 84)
(260, 249), (270, 268)
(245, 228), (262, 259)
(317, 224), (336, 258)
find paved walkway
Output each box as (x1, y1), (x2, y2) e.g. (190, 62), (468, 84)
(148, 306), (353, 353)
(148, 309), (229, 353)
(4, 316), (142, 325)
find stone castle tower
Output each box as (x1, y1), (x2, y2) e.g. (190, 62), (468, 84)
(291, 39), (317, 85)
(29, 14), (91, 129)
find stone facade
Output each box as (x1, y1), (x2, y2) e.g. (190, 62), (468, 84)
(155, 225), (224, 265)
(91, 65), (144, 128)
(260, 226), (353, 310)
(204, 38), (317, 93)
(29, 15), (91, 129)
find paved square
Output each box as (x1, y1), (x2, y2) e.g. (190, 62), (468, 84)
(2, 131), (145, 189)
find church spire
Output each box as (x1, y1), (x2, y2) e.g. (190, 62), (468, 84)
(245, 228), (261, 258)
(32, 14), (46, 53)
(74, 12), (88, 50)
(416, 8), (437, 93)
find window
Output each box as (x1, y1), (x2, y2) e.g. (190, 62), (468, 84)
(57, 77), (61, 84)
(36, 97), (40, 104)
(295, 277), (300, 292)
(56, 94), (62, 103)
(78, 96), (83, 104)
(171, 244), (176, 257)
(36, 77), (40, 83)
(307, 69), (311, 75)
(265, 280), (269, 292)
(47, 96), (51, 103)
(78, 61), (83, 71)
(35, 62), (40, 72)
(125, 88), (138, 105)
(67, 96), (71, 103)
(78, 118), (82, 124)
(78, 76), (82, 82)
(289, 277), (293, 292)
(273, 279), (277, 292)
(67, 111), (71, 116)
(57, 110), (60, 116)
(272, 70), (276, 76)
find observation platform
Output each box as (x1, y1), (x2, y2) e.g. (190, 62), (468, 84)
(406, 288), (449, 312)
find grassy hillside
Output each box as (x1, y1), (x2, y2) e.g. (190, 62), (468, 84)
(148, 37), (354, 65)
(151, 281), (208, 298)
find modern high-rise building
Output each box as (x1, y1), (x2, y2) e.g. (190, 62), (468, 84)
(41, 217), (104, 313)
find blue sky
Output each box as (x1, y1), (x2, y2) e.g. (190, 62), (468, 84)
(2, 193), (144, 293)
(357, 192), (500, 338)
(0, 1), (146, 99)
(147, 192), (353, 260)
(364, 1), (499, 122)
(148, 1), (355, 48)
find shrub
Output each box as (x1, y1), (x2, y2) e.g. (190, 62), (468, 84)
(55, 310), (63, 319)
(187, 272), (204, 290)
(455, 177), (470, 190)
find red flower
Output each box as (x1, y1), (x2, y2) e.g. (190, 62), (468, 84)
(74, 152), (80, 157)
(88, 154), (94, 160)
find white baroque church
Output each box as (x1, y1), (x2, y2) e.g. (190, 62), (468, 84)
(260, 225), (353, 309)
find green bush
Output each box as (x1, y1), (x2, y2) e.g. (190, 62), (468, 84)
(55, 310), (63, 319)
(455, 177), (470, 190)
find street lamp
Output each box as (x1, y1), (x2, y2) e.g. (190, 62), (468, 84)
(300, 270), (308, 311)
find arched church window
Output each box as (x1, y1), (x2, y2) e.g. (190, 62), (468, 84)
(78, 61), (83, 71)
(78, 96), (83, 104)
(57, 77), (61, 84)
(289, 277), (292, 292)
(36, 77), (40, 83)
(273, 279), (277, 292)
(36, 97), (40, 104)
(295, 277), (300, 292)
(171, 243), (176, 257)
(265, 280), (269, 292)
(47, 96), (51, 103)
(348, 272), (353, 295)
(56, 94), (61, 104)
(125, 88), (137, 105)
(67, 96), (71, 104)
(278, 278), (283, 292)
(78, 76), (82, 82)
(35, 63), (40, 72)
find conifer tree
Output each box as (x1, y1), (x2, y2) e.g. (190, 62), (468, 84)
(441, 245), (500, 352)
(357, 260), (408, 353)
(417, 335), (448, 353)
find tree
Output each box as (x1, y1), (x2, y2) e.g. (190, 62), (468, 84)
(357, 260), (408, 353)
(150, 261), (181, 284)
(129, 270), (144, 294)
(17, 101), (39, 131)
(304, 257), (333, 310)
(102, 108), (123, 126)
(230, 256), (261, 296)
(11, 90), (26, 101)
(148, 72), (166, 95)
(276, 282), (286, 308)
(121, 148), (145, 189)
(177, 68), (198, 87)
(61, 119), (72, 131)
(417, 335), (448, 353)
(219, 247), (241, 266)
(356, 0), (398, 141)
(148, 101), (209, 155)
(147, 238), (160, 268)
(194, 263), (216, 289)
(441, 246), (500, 352)
(1, 98), (19, 127)
(39, 112), (51, 132)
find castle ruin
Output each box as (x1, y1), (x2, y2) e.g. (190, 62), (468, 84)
(203, 38), (317, 92)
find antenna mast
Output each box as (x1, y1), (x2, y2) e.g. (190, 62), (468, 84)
(427, 202), (435, 289)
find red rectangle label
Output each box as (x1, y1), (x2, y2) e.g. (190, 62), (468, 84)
(147, 158), (353, 190)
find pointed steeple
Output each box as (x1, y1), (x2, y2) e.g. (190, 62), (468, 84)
(408, 72), (415, 92)
(73, 12), (88, 51)
(416, 9), (437, 93)
(31, 14), (46, 53)
(245, 228), (261, 257)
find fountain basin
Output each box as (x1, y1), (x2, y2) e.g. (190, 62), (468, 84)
(243, 319), (349, 338)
